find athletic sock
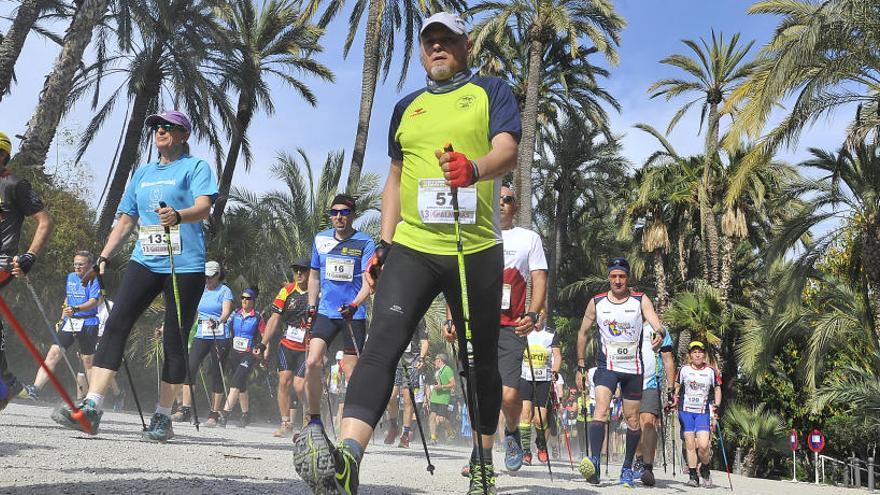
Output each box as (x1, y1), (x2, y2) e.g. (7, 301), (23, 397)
(588, 420), (606, 459)
(84, 393), (104, 411)
(689, 467), (698, 478)
(402, 426), (411, 435)
(342, 438), (365, 463)
(281, 416), (290, 423)
(156, 405), (172, 416)
(471, 444), (494, 465)
(623, 428), (641, 468)
(518, 423), (532, 451)
(535, 425), (547, 449)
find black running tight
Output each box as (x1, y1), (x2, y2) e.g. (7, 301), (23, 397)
(343, 243), (503, 436)
(94, 261), (204, 383)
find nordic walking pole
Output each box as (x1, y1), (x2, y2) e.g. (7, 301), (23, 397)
(340, 315), (362, 359)
(658, 354), (668, 473)
(402, 360), (436, 475)
(670, 403), (677, 477)
(23, 279), (83, 392)
(717, 422), (734, 491)
(549, 382), (575, 470)
(158, 201), (200, 430)
(524, 343), (553, 480)
(324, 372), (336, 439)
(0, 293), (92, 433)
(155, 337), (161, 398)
(91, 270), (148, 431)
(446, 143), (487, 495)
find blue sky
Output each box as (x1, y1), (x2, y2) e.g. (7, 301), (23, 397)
(1, 0), (850, 211)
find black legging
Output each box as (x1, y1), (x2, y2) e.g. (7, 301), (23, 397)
(230, 351), (254, 392)
(94, 261), (204, 383)
(187, 337), (230, 394)
(343, 243), (503, 436)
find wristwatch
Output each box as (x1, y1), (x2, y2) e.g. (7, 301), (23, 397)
(525, 311), (540, 324)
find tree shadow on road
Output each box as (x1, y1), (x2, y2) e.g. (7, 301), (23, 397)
(0, 441), (56, 456)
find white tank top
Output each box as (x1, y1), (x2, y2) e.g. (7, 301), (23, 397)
(594, 292), (645, 375)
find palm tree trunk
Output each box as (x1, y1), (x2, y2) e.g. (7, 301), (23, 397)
(677, 230), (688, 284)
(514, 38), (544, 228)
(0, 0), (49, 100)
(96, 46), (163, 239)
(702, 102), (721, 286)
(719, 235), (733, 307)
(8, 0), (109, 170)
(211, 95), (253, 226)
(344, 0), (382, 193)
(653, 250), (668, 315)
(547, 175), (571, 318)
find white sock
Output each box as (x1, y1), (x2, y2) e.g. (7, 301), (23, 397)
(84, 393), (104, 410)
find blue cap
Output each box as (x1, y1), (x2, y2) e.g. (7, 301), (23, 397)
(242, 288), (257, 299)
(607, 257), (630, 274)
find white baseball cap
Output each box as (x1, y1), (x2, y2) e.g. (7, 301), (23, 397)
(420, 12), (467, 37)
(205, 261), (221, 277)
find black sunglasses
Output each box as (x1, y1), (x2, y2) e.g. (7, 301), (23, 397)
(150, 123), (184, 132)
(241, 296), (252, 300)
(500, 195), (516, 204)
(329, 208), (352, 217)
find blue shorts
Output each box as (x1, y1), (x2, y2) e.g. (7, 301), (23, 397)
(678, 410), (711, 433)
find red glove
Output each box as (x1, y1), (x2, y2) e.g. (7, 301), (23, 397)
(443, 151), (479, 188)
(338, 303), (358, 321)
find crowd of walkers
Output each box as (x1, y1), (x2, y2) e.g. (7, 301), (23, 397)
(0, 11), (732, 495)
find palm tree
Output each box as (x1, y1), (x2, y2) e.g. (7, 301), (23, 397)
(317, 0), (466, 192)
(209, 0), (334, 225)
(470, 0), (625, 227)
(71, 0), (233, 239)
(648, 31), (757, 286)
(723, 0), (880, 203)
(534, 118), (627, 318)
(0, 0), (52, 99)
(722, 402), (788, 477)
(8, 0), (110, 172)
(216, 149), (381, 284)
(763, 140), (880, 351)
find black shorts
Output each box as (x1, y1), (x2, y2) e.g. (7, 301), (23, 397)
(278, 345), (306, 374)
(518, 379), (551, 408)
(497, 327), (526, 388)
(430, 402), (451, 419)
(230, 351), (255, 391)
(311, 315), (366, 355)
(57, 324), (99, 355)
(640, 387), (661, 416)
(594, 368), (643, 401)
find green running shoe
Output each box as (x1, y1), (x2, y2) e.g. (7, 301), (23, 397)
(142, 413), (175, 443)
(467, 462), (497, 495)
(50, 399), (102, 435)
(332, 443), (360, 495)
(292, 422), (337, 494)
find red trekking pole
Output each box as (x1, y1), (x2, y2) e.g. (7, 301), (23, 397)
(0, 293), (91, 433)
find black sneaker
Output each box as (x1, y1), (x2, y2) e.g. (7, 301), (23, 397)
(239, 412), (251, 428)
(332, 442), (360, 494)
(218, 410), (229, 428)
(170, 405), (191, 422)
(142, 413), (175, 443)
(51, 399), (102, 435)
(700, 464), (713, 487)
(292, 422), (337, 493)
(688, 471), (700, 487)
(641, 464), (656, 486)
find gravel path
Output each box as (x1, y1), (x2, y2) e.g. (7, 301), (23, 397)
(0, 402), (863, 494)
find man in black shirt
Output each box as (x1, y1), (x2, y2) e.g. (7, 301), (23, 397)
(0, 131), (54, 411)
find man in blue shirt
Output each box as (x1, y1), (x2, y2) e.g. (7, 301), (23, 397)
(301, 194), (374, 438)
(633, 322), (675, 486)
(22, 251), (101, 400)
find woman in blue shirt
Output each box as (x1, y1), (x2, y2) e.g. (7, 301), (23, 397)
(172, 260), (233, 427)
(218, 287), (264, 427)
(51, 110), (217, 442)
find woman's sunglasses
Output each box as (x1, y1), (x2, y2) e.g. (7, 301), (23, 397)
(151, 123), (184, 132)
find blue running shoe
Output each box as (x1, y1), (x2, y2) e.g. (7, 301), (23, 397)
(503, 433), (524, 472)
(620, 467), (636, 488)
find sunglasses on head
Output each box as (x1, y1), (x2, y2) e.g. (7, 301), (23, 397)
(150, 123), (183, 132)
(500, 195), (516, 204)
(329, 208), (352, 217)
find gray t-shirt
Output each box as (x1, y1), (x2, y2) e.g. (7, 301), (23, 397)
(0, 172), (44, 259)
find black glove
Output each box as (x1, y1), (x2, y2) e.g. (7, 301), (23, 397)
(338, 303), (358, 320)
(16, 252), (35, 274)
(368, 240), (391, 280)
(306, 306), (317, 329)
(253, 342), (267, 355)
